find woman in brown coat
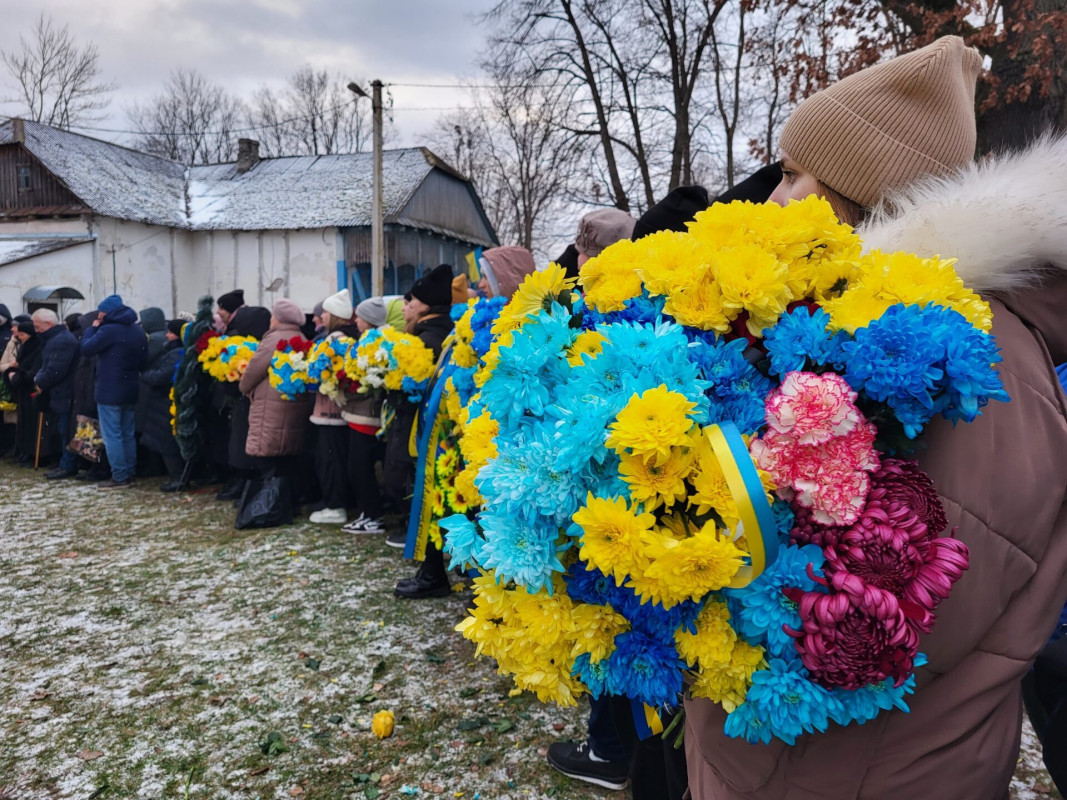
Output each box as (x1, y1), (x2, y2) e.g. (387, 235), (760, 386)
(239, 299), (312, 461)
(685, 37), (1067, 799)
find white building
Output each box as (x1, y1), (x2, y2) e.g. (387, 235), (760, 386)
(0, 119), (498, 317)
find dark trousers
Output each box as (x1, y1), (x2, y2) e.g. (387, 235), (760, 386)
(588, 695), (628, 763)
(162, 453), (184, 480)
(315, 424), (350, 509)
(53, 410), (77, 471)
(348, 428), (383, 518)
(382, 405), (416, 514)
(608, 696), (687, 800)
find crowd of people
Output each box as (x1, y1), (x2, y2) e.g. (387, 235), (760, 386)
(3, 33), (1067, 800)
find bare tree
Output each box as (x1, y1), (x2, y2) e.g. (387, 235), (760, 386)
(247, 67), (386, 157)
(426, 67), (586, 256)
(128, 68), (244, 165)
(1, 13), (115, 128)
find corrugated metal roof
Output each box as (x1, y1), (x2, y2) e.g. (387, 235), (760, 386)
(0, 120), (477, 234)
(0, 237), (93, 266)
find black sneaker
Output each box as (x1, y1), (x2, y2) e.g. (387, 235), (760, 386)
(45, 468), (77, 480)
(546, 740), (628, 791)
(393, 568), (450, 599)
(385, 531), (407, 549)
(97, 477), (134, 489)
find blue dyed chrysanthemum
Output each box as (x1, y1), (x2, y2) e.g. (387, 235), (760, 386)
(440, 514), (483, 568)
(573, 652), (613, 699)
(605, 630), (685, 708)
(726, 544), (824, 658)
(763, 305), (847, 376)
(687, 337), (772, 434)
(829, 653), (926, 725)
(474, 510), (565, 593)
(738, 658), (842, 745)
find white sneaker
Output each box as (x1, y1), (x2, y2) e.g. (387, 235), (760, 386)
(358, 517), (385, 534)
(341, 514), (368, 534)
(309, 508), (347, 524)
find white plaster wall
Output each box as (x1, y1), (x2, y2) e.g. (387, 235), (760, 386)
(92, 218), (179, 314)
(283, 228), (339, 313)
(0, 242), (95, 315)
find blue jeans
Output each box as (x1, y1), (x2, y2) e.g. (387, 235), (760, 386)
(54, 411), (77, 472)
(97, 404), (137, 481)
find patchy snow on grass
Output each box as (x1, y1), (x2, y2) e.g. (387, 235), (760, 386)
(0, 462), (1058, 799)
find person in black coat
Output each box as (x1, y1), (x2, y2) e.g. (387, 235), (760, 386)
(0, 304), (13, 456)
(4, 317), (44, 466)
(32, 309), (80, 479)
(136, 308), (168, 474)
(382, 264), (455, 543)
(140, 319), (185, 488)
(217, 291), (272, 500)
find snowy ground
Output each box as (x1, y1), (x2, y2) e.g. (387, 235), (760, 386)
(0, 462), (1058, 799)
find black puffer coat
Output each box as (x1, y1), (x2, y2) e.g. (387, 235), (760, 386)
(139, 338), (182, 458)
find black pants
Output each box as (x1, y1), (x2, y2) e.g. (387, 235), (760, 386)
(348, 428), (383, 518)
(315, 425), (349, 509)
(607, 696), (688, 800)
(162, 452), (184, 480)
(382, 406), (416, 515)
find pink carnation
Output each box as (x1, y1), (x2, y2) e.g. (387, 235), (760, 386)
(765, 371), (863, 445)
(753, 420), (879, 527)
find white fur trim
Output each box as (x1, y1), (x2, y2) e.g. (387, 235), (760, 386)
(860, 135), (1067, 293)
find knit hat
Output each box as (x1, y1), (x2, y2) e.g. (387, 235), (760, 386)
(217, 289), (245, 314)
(322, 289), (353, 320)
(409, 263), (454, 307)
(554, 244), (580, 281)
(575, 209), (636, 257)
(481, 247), (536, 300)
(355, 297), (388, 328)
(632, 186), (710, 241)
(779, 35), (980, 209)
(98, 294), (124, 314)
(166, 319), (184, 336)
(272, 298), (304, 327)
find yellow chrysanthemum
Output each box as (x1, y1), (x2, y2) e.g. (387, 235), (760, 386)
(452, 301), (479, 368)
(476, 328), (515, 386)
(661, 268), (732, 332)
(573, 495), (657, 584)
(630, 523), (746, 607)
(675, 599), (738, 667)
(636, 230), (705, 298)
(821, 249), (993, 333)
(712, 244), (795, 335)
(492, 263), (576, 336)
(570, 602), (629, 662)
(567, 330), (607, 367)
(606, 387), (697, 464)
(443, 379), (464, 425)
(579, 238), (645, 312)
(453, 465), (483, 507)
(618, 447), (693, 510)
(459, 409), (499, 469)
(690, 639), (765, 711)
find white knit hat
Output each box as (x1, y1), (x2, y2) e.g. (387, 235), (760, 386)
(322, 289), (353, 320)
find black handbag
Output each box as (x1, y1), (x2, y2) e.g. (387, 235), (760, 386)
(234, 470), (293, 530)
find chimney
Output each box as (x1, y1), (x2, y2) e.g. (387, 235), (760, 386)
(236, 138), (260, 173)
(12, 118), (25, 144)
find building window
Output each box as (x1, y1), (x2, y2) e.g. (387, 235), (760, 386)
(17, 165), (31, 192)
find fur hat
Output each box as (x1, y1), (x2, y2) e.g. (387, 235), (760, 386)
(98, 294), (124, 314)
(271, 298), (304, 327)
(409, 263), (454, 307)
(575, 209), (636, 257)
(355, 297), (388, 328)
(780, 35), (980, 208)
(321, 289), (353, 320)
(217, 289), (245, 314)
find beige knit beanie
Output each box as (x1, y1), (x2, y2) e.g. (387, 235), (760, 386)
(779, 35), (981, 209)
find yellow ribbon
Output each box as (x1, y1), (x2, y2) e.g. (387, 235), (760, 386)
(704, 423), (778, 590)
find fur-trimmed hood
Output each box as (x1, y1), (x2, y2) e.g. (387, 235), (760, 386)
(860, 136), (1067, 363)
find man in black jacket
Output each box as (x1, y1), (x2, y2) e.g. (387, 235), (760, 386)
(32, 309), (80, 479)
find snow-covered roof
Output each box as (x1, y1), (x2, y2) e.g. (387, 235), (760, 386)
(186, 149), (433, 231)
(0, 120), (490, 240)
(0, 236), (93, 267)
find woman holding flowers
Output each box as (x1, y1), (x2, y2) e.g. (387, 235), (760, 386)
(307, 289), (362, 526)
(685, 36), (1067, 798)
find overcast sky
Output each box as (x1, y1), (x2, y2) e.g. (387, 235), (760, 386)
(0, 0), (498, 148)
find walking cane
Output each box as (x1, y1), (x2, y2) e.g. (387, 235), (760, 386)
(33, 411), (44, 470)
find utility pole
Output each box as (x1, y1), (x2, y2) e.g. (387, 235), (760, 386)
(370, 80), (384, 298)
(348, 80), (385, 298)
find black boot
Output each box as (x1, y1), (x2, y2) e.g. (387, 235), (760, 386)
(216, 475), (246, 501)
(394, 545), (450, 599)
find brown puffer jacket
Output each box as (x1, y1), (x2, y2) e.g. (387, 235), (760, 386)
(239, 322), (312, 457)
(685, 139), (1067, 799)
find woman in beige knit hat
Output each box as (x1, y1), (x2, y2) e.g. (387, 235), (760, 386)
(686, 35), (1067, 799)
